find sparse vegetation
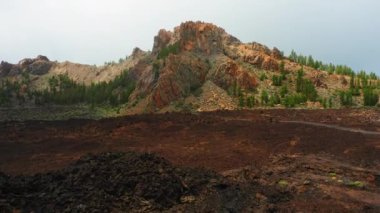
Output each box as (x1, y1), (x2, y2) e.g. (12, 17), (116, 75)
(280, 85), (288, 98)
(363, 88), (379, 106)
(261, 90), (269, 105)
(269, 92), (281, 107)
(246, 96), (255, 108)
(339, 91), (353, 106)
(259, 73), (268, 81)
(157, 42), (180, 60)
(272, 75), (284, 86)
(282, 94), (307, 108)
(296, 68), (318, 102)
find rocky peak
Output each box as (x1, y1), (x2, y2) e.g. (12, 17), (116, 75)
(131, 47), (146, 60)
(152, 21), (241, 57)
(152, 29), (173, 55)
(174, 21), (240, 55)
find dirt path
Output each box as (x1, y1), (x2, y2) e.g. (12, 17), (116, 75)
(281, 120), (380, 136)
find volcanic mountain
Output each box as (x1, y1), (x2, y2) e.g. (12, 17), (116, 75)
(0, 21), (359, 114)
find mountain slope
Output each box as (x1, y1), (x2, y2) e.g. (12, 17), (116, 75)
(1, 21), (378, 114)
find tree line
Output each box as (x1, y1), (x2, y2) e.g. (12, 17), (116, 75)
(0, 70), (135, 107)
(288, 50), (377, 79)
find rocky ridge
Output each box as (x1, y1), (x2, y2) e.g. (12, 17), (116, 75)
(1, 21), (351, 113)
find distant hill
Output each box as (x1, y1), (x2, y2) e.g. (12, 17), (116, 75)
(1, 21), (379, 114)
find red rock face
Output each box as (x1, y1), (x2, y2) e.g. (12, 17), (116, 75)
(210, 59), (258, 91)
(152, 29), (173, 55)
(174, 21), (240, 55)
(151, 54), (210, 108)
(132, 22), (273, 109)
(261, 56), (279, 71)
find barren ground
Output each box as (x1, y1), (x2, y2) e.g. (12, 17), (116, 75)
(0, 109), (379, 212)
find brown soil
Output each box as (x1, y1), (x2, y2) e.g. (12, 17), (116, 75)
(0, 109), (379, 212)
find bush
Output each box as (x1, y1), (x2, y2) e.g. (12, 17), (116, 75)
(296, 68), (318, 101)
(261, 90), (269, 105)
(259, 73), (267, 81)
(269, 93), (281, 107)
(363, 88), (379, 106)
(272, 75), (283, 86)
(280, 85), (288, 98)
(282, 94), (307, 108)
(157, 42), (180, 60)
(350, 87), (361, 96)
(239, 94), (245, 107)
(246, 96), (255, 108)
(339, 91), (353, 106)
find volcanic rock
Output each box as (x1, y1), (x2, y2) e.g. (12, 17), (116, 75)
(0, 61), (13, 77)
(151, 53), (210, 108)
(152, 29), (173, 55)
(271, 47), (282, 60)
(0, 152), (223, 212)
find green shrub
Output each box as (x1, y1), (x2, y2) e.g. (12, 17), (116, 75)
(296, 67), (318, 101)
(328, 97), (333, 108)
(363, 88), (379, 106)
(282, 94), (307, 108)
(350, 87), (361, 96)
(269, 93), (281, 106)
(280, 85), (288, 98)
(261, 90), (269, 105)
(339, 91), (353, 106)
(157, 42), (180, 60)
(259, 73), (267, 81)
(239, 95), (245, 107)
(272, 75), (283, 86)
(246, 96), (255, 108)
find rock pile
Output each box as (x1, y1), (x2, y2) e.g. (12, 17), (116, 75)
(0, 152), (222, 212)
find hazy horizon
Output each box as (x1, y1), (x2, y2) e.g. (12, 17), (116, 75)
(1, 0), (379, 73)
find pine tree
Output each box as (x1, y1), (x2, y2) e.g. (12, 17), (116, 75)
(239, 95), (245, 108)
(261, 90), (269, 105)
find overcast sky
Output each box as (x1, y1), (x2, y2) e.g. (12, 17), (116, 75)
(1, 0), (379, 73)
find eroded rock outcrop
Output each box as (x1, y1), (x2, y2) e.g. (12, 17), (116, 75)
(208, 58), (258, 91)
(0, 55), (53, 77)
(152, 29), (173, 55)
(151, 53), (210, 108)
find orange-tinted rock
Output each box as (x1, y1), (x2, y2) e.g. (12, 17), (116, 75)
(152, 29), (173, 55)
(261, 56), (279, 71)
(210, 59), (258, 91)
(151, 54), (210, 108)
(250, 42), (271, 54)
(175, 21), (240, 55)
(271, 47), (282, 60)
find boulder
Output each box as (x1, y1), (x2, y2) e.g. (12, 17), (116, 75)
(0, 61), (13, 77)
(29, 60), (53, 75)
(271, 47), (282, 60)
(36, 55), (49, 61)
